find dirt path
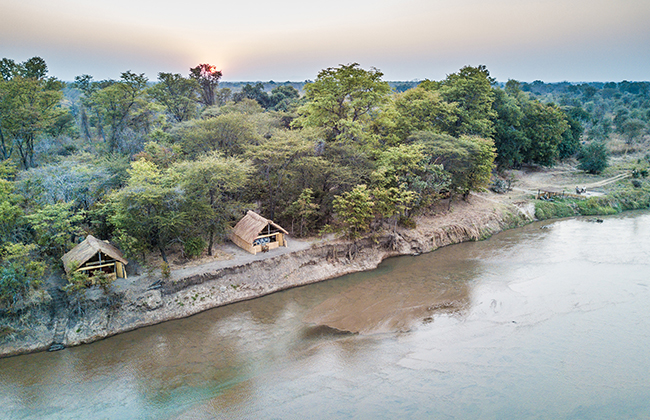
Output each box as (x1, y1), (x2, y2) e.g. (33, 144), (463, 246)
(507, 165), (630, 197)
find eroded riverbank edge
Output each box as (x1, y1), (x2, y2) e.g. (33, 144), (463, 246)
(0, 197), (535, 358)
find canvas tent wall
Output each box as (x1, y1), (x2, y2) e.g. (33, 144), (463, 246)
(230, 210), (289, 255)
(61, 235), (128, 279)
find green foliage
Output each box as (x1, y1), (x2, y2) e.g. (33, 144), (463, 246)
(173, 152), (252, 254)
(0, 243), (45, 308)
(161, 261), (171, 279)
(412, 132), (496, 197)
(149, 72), (199, 123)
(620, 118), (647, 145)
(492, 82), (575, 167)
(83, 71), (153, 153)
(376, 87), (457, 143)
(286, 188), (320, 237)
(293, 63), (390, 145)
(108, 158), (188, 262)
(333, 185), (374, 238)
(0, 161), (24, 243)
(64, 265), (114, 294)
(183, 237), (207, 259)
(371, 144), (449, 210)
(173, 113), (259, 157)
(26, 202), (85, 257)
(577, 142), (609, 174)
(610, 186), (650, 211)
(423, 65), (496, 138)
(0, 60), (67, 167)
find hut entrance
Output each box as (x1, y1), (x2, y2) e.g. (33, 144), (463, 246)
(230, 211), (289, 255)
(61, 235), (128, 280)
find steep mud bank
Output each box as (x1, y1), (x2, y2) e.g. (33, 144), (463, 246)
(0, 198), (532, 358)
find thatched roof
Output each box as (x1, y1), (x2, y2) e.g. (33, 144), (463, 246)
(61, 235), (128, 273)
(231, 210), (288, 244)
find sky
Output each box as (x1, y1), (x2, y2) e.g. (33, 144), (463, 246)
(2, 0), (649, 83)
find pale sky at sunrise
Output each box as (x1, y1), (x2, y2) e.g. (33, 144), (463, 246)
(2, 0), (649, 83)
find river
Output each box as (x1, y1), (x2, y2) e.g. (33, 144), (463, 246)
(1, 212), (650, 419)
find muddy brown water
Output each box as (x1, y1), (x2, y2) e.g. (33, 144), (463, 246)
(2, 212), (650, 419)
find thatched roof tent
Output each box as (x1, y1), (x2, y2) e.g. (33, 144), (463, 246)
(61, 235), (128, 274)
(230, 211), (289, 254)
(232, 211), (288, 243)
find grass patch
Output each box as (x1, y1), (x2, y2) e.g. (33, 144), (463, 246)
(535, 180), (650, 220)
(535, 200), (577, 220)
(575, 196), (621, 216)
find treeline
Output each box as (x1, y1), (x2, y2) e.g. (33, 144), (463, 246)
(520, 80), (650, 146)
(0, 57), (595, 305)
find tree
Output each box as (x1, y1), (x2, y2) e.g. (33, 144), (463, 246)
(86, 71), (151, 153)
(26, 202), (85, 257)
(189, 64), (222, 107)
(520, 102), (569, 166)
(108, 159), (188, 262)
(491, 87), (527, 167)
(173, 113), (260, 158)
(235, 83), (270, 108)
(333, 184), (374, 238)
(376, 87), (458, 144)
(371, 144), (449, 210)
(0, 242), (46, 308)
(149, 72), (199, 122)
(245, 130), (312, 219)
(371, 185), (417, 233)
(620, 118), (646, 145)
(412, 132), (496, 198)
(286, 188), (319, 237)
(0, 57), (67, 168)
(0, 161), (24, 243)
(172, 153), (252, 255)
(293, 63), (390, 144)
(422, 65), (496, 138)
(557, 112), (583, 159)
(268, 85), (300, 111)
(492, 83), (572, 167)
(577, 142), (608, 174)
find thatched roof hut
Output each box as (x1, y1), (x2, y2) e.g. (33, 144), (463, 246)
(61, 235), (128, 278)
(230, 210), (289, 255)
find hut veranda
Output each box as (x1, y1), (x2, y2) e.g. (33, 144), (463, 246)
(230, 211), (289, 255)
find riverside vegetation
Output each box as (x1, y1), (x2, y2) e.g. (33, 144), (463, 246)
(1, 58), (649, 353)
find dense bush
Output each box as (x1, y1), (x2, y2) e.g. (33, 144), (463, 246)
(577, 142), (609, 174)
(183, 237), (207, 259)
(0, 243), (46, 307)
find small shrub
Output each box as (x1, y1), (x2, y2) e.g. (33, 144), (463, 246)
(64, 269), (91, 294)
(161, 262), (171, 280)
(631, 179), (642, 188)
(183, 237), (206, 259)
(398, 217), (417, 229)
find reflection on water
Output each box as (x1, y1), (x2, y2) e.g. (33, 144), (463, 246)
(1, 212), (650, 419)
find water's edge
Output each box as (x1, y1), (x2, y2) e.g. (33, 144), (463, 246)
(0, 199), (534, 358)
